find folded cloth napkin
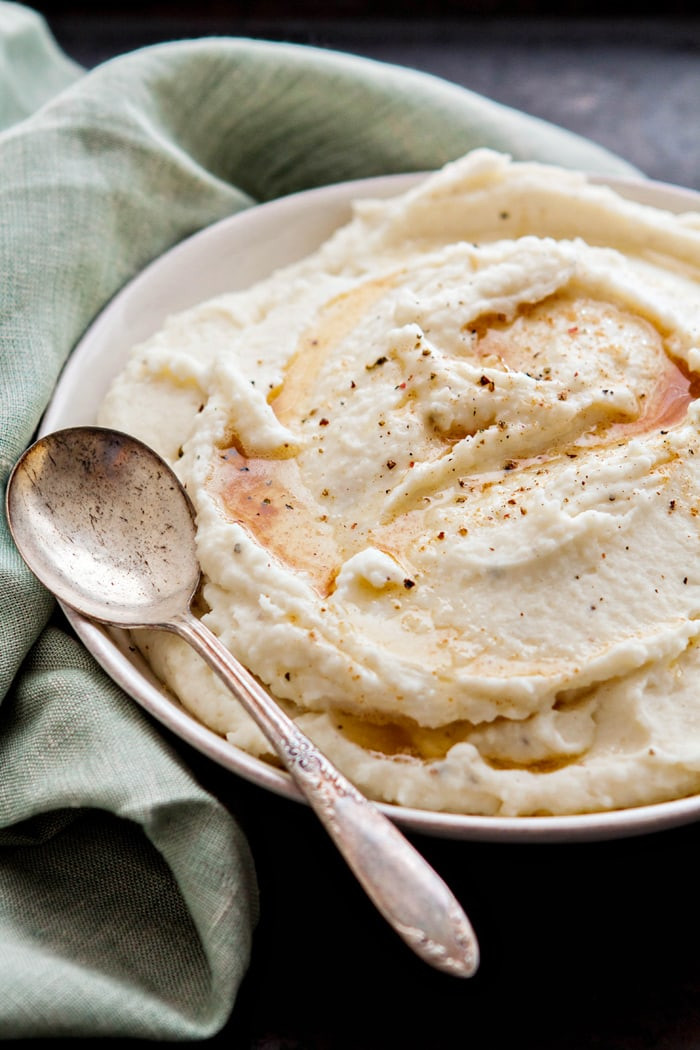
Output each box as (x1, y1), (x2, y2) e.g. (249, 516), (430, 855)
(0, 1), (639, 1040)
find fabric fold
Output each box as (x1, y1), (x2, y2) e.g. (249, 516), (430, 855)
(0, 627), (257, 1039)
(0, 1), (81, 126)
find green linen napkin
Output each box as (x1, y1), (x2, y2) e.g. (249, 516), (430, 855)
(0, 1), (639, 1039)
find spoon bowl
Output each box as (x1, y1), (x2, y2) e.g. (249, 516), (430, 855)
(7, 427), (199, 626)
(6, 426), (479, 978)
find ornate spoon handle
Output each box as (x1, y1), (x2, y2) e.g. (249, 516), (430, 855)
(170, 610), (479, 977)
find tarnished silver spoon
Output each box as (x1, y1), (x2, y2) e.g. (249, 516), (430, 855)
(6, 426), (479, 978)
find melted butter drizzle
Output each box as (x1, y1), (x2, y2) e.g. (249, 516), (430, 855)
(209, 287), (698, 599)
(211, 445), (340, 597)
(269, 271), (400, 425)
(473, 294), (696, 441)
(622, 357), (697, 434)
(211, 272), (408, 595)
(211, 444), (422, 597)
(331, 707), (581, 771)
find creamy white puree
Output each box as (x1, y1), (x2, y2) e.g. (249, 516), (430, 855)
(99, 149), (700, 816)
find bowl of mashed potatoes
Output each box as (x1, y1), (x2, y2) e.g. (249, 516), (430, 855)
(44, 149), (700, 840)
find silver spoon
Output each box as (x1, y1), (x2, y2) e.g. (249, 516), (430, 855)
(6, 425), (479, 978)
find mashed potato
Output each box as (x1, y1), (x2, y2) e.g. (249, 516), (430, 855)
(99, 149), (700, 816)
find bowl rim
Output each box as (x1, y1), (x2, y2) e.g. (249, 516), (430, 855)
(43, 165), (700, 843)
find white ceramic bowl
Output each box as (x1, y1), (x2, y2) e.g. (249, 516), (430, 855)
(42, 170), (700, 843)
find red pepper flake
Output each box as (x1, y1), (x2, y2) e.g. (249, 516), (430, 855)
(386, 460), (397, 470)
(319, 418), (329, 426)
(568, 326), (579, 334)
(479, 375), (495, 391)
(437, 531), (446, 540)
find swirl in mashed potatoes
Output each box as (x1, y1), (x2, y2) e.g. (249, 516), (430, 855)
(99, 149), (700, 816)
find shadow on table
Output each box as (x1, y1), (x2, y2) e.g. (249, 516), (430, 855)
(220, 763), (700, 1050)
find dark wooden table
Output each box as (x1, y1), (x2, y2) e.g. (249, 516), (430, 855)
(15, 11), (700, 1048)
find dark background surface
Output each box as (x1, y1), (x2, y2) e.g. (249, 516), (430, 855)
(10, 6), (700, 1048)
(38, 9), (700, 192)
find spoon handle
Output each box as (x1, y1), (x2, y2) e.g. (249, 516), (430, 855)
(170, 609), (479, 978)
